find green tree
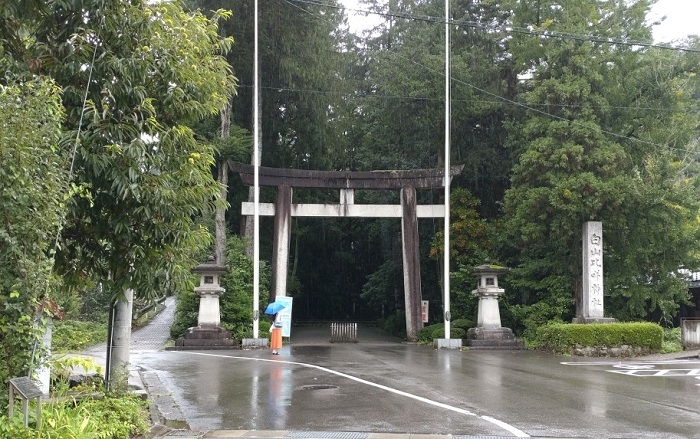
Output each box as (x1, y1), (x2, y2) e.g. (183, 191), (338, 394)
(347, 1), (514, 323)
(0, 77), (68, 406)
(603, 45), (700, 321)
(501, 0), (700, 327)
(352, 0), (513, 214)
(1, 0), (237, 387)
(27, 0), (238, 303)
(430, 188), (490, 321)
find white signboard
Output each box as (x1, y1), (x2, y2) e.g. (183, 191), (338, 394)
(276, 296), (293, 337)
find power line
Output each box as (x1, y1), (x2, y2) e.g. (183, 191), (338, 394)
(236, 83), (683, 114)
(393, 50), (700, 152)
(291, 0), (700, 53)
(274, 0), (700, 154)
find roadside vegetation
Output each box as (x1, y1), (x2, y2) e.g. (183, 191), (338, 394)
(0, 391), (149, 439)
(0, 353), (149, 439)
(661, 327), (684, 354)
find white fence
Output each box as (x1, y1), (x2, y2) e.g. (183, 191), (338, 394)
(330, 322), (358, 343)
(681, 318), (700, 349)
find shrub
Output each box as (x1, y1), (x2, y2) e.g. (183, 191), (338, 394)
(418, 322), (470, 343)
(536, 322), (663, 355)
(381, 312), (406, 337)
(417, 323), (442, 343)
(0, 414), (38, 439)
(661, 327), (683, 354)
(78, 394), (149, 438)
(430, 326), (466, 340)
(52, 320), (107, 353)
(451, 318), (474, 331)
(0, 393), (148, 439)
(505, 298), (570, 342)
(50, 355), (103, 393)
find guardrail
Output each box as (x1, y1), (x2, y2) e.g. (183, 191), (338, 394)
(132, 295), (167, 322)
(330, 322), (358, 343)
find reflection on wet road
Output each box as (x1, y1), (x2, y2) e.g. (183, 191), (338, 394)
(133, 327), (700, 438)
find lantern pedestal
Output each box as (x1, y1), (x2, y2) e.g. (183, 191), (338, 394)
(465, 327), (522, 349)
(175, 325), (235, 349)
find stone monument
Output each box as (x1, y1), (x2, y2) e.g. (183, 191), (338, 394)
(173, 256), (236, 349)
(574, 221), (615, 324)
(465, 264), (524, 349)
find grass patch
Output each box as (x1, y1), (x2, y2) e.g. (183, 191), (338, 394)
(52, 320), (108, 353)
(661, 327), (683, 354)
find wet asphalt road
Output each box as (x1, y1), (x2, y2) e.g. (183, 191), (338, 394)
(129, 320), (700, 439)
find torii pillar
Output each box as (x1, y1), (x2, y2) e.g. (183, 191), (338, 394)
(271, 185), (292, 302)
(401, 186), (422, 341)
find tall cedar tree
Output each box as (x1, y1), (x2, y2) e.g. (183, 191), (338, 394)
(501, 0), (700, 324)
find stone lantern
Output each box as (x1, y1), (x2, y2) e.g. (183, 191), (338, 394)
(465, 264), (523, 349)
(173, 256), (235, 349)
(192, 255), (227, 327)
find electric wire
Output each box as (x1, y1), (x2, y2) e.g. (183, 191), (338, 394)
(277, 0), (699, 154)
(30, 32), (99, 378)
(237, 83), (682, 113)
(292, 0), (700, 53)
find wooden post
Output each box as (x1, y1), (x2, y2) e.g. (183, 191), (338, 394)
(401, 186), (422, 342)
(271, 185), (292, 302)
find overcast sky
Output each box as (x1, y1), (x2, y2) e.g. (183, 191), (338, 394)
(649, 0), (699, 42)
(344, 0), (699, 43)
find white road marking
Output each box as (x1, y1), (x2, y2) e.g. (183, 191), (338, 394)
(611, 364), (655, 370)
(608, 368), (700, 377)
(563, 359), (700, 384)
(561, 360), (700, 366)
(179, 351), (530, 438)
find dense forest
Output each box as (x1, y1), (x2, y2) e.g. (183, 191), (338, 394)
(2, 0), (700, 392)
(187, 0), (700, 332)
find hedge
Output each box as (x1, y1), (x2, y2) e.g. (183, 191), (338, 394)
(451, 318), (474, 331)
(417, 323), (467, 342)
(536, 322), (663, 355)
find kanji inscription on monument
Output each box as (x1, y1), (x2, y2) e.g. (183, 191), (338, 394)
(582, 221), (604, 318)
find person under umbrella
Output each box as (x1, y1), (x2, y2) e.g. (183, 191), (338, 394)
(269, 313), (283, 355)
(265, 300), (287, 355)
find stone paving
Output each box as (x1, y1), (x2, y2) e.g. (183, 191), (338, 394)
(132, 296), (177, 350)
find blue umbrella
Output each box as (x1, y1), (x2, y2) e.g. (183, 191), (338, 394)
(264, 301), (287, 315)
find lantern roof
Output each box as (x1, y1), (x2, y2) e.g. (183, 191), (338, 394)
(472, 263), (509, 276)
(192, 255), (228, 275)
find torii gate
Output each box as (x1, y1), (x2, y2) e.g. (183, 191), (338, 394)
(229, 162), (463, 341)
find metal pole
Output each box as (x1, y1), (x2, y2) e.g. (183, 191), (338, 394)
(104, 297), (115, 388)
(253, 0), (261, 339)
(443, 0), (451, 339)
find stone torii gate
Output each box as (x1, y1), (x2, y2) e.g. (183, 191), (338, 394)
(229, 162), (463, 341)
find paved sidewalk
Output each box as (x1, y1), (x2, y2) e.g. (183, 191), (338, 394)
(149, 430), (513, 439)
(82, 295), (176, 357)
(79, 296), (175, 396)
